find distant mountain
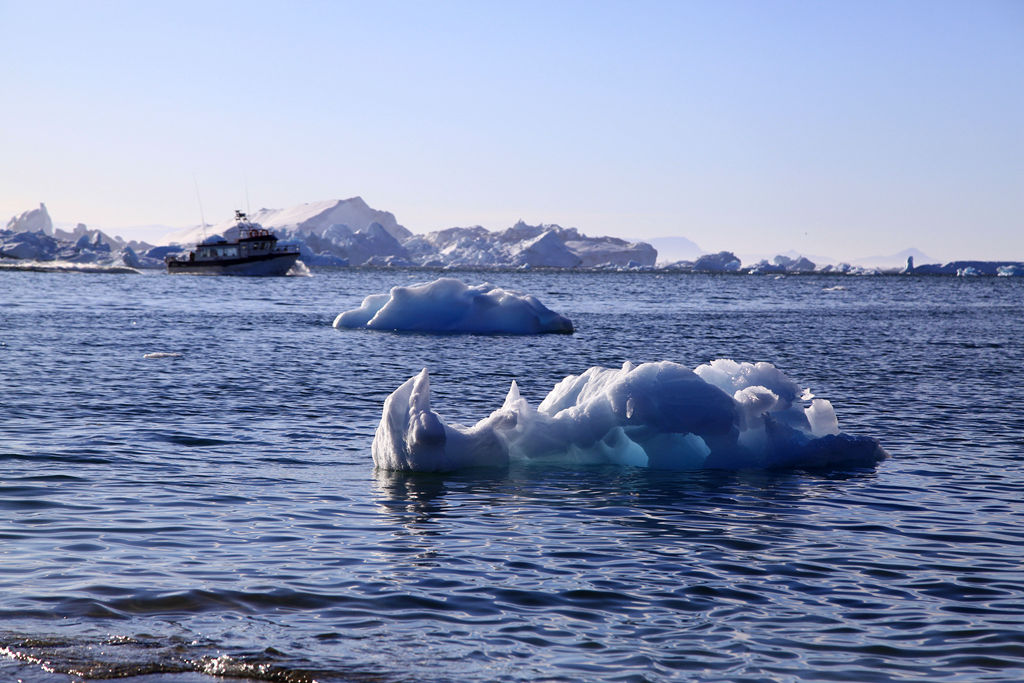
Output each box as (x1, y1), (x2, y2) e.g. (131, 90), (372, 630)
(647, 236), (703, 263)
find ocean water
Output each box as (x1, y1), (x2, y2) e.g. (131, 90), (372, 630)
(1, 268), (1022, 683)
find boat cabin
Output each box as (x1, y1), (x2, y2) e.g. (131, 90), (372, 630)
(167, 210), (299, 273)
(190, 211), (288, 262)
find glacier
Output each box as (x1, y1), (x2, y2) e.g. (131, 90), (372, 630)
(334, 278), (574, 334)
(372, 360), (887, 472)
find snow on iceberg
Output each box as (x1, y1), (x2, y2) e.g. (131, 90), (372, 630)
(372, 360), (887, 472)
(334, 278), (574, 334)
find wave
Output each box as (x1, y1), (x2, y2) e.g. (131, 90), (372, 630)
(0, 632), (344, 682)
(0, 260), (140, 274)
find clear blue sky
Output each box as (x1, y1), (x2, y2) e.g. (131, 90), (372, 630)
(2, 0), (1021, 261)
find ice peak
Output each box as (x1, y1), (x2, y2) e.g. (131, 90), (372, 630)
(6, 202), (54, 235)
(503, 380), (522, 409)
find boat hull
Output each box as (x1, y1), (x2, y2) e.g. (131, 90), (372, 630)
(166, 252), (300, 276)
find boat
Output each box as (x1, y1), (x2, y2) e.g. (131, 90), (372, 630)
(166, 211), (300, 276)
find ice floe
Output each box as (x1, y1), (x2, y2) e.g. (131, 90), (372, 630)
(373, 360), (886, 472)
(334, 278), (574, 334)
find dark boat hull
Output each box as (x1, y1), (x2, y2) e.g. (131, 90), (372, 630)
(166, 252), (299, 276)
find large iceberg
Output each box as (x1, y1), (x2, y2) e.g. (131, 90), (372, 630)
(160, 200), (656, 269)
(334, 278), (574, 334)
(373, 360), (887, 472)
(402, 220), (656, 269)
(6, 203), (54, 235)
(2, 203), (164, 268)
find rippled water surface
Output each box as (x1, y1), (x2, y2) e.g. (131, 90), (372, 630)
(2, 269), (1023, 682)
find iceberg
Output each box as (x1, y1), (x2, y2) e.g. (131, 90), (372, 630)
(334, 278), (574, 334)
(693, 251), (742, 272)
(748, 254), (817, 274)
(3, 203), (162, 268)
(5, 202), (54, 235)
(372, 360), (887, 472)
(402, 221), (656, 270)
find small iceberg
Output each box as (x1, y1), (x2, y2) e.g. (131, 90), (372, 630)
(373, 360), (887, 472)
(334, 278), (574, 334)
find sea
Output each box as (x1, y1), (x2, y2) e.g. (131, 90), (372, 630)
(1, 268), (1022, 683)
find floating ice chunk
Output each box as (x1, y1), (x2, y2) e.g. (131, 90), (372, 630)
(142, 352), (182, 359)
(372, 369), (511, 471)
(334, 278), (574, 334)
(373, 360), (886, 472)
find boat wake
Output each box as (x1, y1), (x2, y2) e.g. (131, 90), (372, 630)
(287, 260), (313, 277)
(0, 260), (140, 274)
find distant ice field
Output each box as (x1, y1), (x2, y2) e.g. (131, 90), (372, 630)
(1, 269), (1023, 682)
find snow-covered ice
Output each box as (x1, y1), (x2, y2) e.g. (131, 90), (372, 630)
(334, 278), (574, 334)
(5, 203), (54, 235)
(372, 360), (886, 472)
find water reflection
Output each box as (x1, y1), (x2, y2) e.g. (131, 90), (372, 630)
(372, 470), (450, 524)
(371, 462), (883, 551)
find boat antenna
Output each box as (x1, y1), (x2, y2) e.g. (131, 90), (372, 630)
(193, 174), (207, 241)
(243, 175), (251, 217)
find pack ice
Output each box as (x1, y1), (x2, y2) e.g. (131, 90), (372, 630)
(373, 360), (887, 471)
(334, 278), (574, 334)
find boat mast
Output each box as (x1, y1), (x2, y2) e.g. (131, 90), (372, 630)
(193, 174), (208, 242)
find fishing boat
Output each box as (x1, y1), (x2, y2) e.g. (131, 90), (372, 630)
(165, 211), (300, 276)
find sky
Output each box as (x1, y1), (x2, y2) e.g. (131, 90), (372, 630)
(1, 0), (1021, 262)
